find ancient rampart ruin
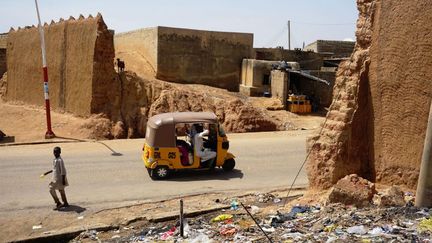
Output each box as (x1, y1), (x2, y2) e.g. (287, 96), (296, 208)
(115, 26), (253, 92)
(307, 0), (432, 190)
(5, 14), (116, 116)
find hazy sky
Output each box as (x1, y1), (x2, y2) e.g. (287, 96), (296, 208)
(0, 0), (358, 48)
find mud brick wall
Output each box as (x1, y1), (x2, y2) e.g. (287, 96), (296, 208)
(305, 40), (355, 58)
(6, 14), (116, 116)
(0, 49), (6, 78)
(306, 0), (432, 190)
(157, 27), (253, 92)
(115, 26), (253, 92)
(114, 27), (158, 78)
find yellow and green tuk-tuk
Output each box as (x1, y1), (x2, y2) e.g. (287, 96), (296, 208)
(142, 112), (236, 179)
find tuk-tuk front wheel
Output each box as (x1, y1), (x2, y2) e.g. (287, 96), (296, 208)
(222, 158), (235, 171)
(150, 166), (170, 180)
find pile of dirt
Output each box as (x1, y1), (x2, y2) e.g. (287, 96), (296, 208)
(102, 72), (279, 138)
(307, 0), (432, 190)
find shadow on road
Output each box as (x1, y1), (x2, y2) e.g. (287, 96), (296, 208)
(58, 204), (86, 213)
(166, 169), (244, 181)
(54, 136), (123, 156)
(95, 141), (123, 156)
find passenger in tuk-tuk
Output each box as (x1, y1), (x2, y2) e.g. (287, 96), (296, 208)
(192, 124), (216, 163)
(175, 125), (191, 166)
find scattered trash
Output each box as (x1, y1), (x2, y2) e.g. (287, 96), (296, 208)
(368, 226), (384, 236)
(273, 198), (281, 203)
(419, 218), (432, 233)
(220, 227), (237, 236)
(211, 214), (233, 223)
(250, 205), (260, 215)
(72, 199), (432, 242)
(77, 216), (84, 220)
(32, 225), (42, 230)
(347, 225), (367, 235)
(190, 233), (212, 243)
(230, 200), (239, 210)
(160, 226), (176, 240)
(262, 226), (275, 233)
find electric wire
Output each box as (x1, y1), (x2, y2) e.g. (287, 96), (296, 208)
(282, 69), (349, 208)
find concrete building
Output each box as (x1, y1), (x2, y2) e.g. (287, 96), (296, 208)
(239, 59), (279, 96)
(0, 33), (7, 78)
(253, 47), (323, 70)
(115, 26), (254, 92)
(304, 40), (355, 58)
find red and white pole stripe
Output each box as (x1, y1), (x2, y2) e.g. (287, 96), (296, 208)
(35, 0), (55, 138)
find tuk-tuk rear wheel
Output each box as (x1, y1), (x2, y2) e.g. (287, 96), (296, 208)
(222, 158), (235, 171)
(150, 166), (170, 180)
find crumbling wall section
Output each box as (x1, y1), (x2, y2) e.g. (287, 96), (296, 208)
(306, 0), (376, 189)
(307, 0), (432, 190)
(5, 14), (115, 116)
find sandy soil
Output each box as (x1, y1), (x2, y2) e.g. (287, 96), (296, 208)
(0, 101), (93, 143)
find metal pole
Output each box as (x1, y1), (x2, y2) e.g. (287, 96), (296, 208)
(287, 20), (291, 50)
(415, 100), (432, 207)
(35, 0), (55, 139)
(179, 199), (184, 237)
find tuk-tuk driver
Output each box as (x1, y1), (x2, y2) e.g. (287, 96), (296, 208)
(192, 124), (217, 162)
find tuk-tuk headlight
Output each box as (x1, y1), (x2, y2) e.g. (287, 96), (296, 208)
(148, 157), (155, 163)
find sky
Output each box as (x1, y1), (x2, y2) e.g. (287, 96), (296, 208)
(0, 0), (358, 49)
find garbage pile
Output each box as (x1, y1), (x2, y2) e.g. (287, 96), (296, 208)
(74, 197), (432, 242)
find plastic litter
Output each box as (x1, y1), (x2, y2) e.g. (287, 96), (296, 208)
(230, 200), (239, 210)
(32, 225), (42, 230)
(77, 216), (84, 220)
(250, 205), (260, 215)
(419, 218), (432, 232)
(368, 226), (384, 236)
(190, 233), (212, 243)
(346, 225), (367, 235)
(220, 227), (237, 236)
(211, 214), (233, 223)
(324, 224), (337, 232)
(273, 198), (281, 203)
(262, 226), (275, 233)
(160, 226), (176, 240)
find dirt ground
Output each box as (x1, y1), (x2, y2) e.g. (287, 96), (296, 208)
(0, 99), (325, 143)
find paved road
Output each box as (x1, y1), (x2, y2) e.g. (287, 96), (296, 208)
(0, 130), (310, 211)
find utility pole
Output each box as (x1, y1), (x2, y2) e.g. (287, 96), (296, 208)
(415, 100), (432, 207)
(34, 0), (55, 139)
(287, 20), (291, 50)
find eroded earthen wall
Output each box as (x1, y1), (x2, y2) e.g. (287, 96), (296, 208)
(157, 27), (253, 92)
(306, 0), (432, 190)
(114, 27), (158, 78)
(0, 49), (6, 78)
(6, 14), (115, 116)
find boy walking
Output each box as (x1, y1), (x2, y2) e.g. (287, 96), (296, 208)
(42, 146), (69, 210)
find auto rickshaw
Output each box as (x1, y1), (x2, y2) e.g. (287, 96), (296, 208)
(142, 112), (236, 179)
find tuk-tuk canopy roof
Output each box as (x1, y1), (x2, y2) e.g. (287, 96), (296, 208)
(146, 112), (218, 147)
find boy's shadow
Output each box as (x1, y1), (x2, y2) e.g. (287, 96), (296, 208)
(58, 205), (86, 213)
